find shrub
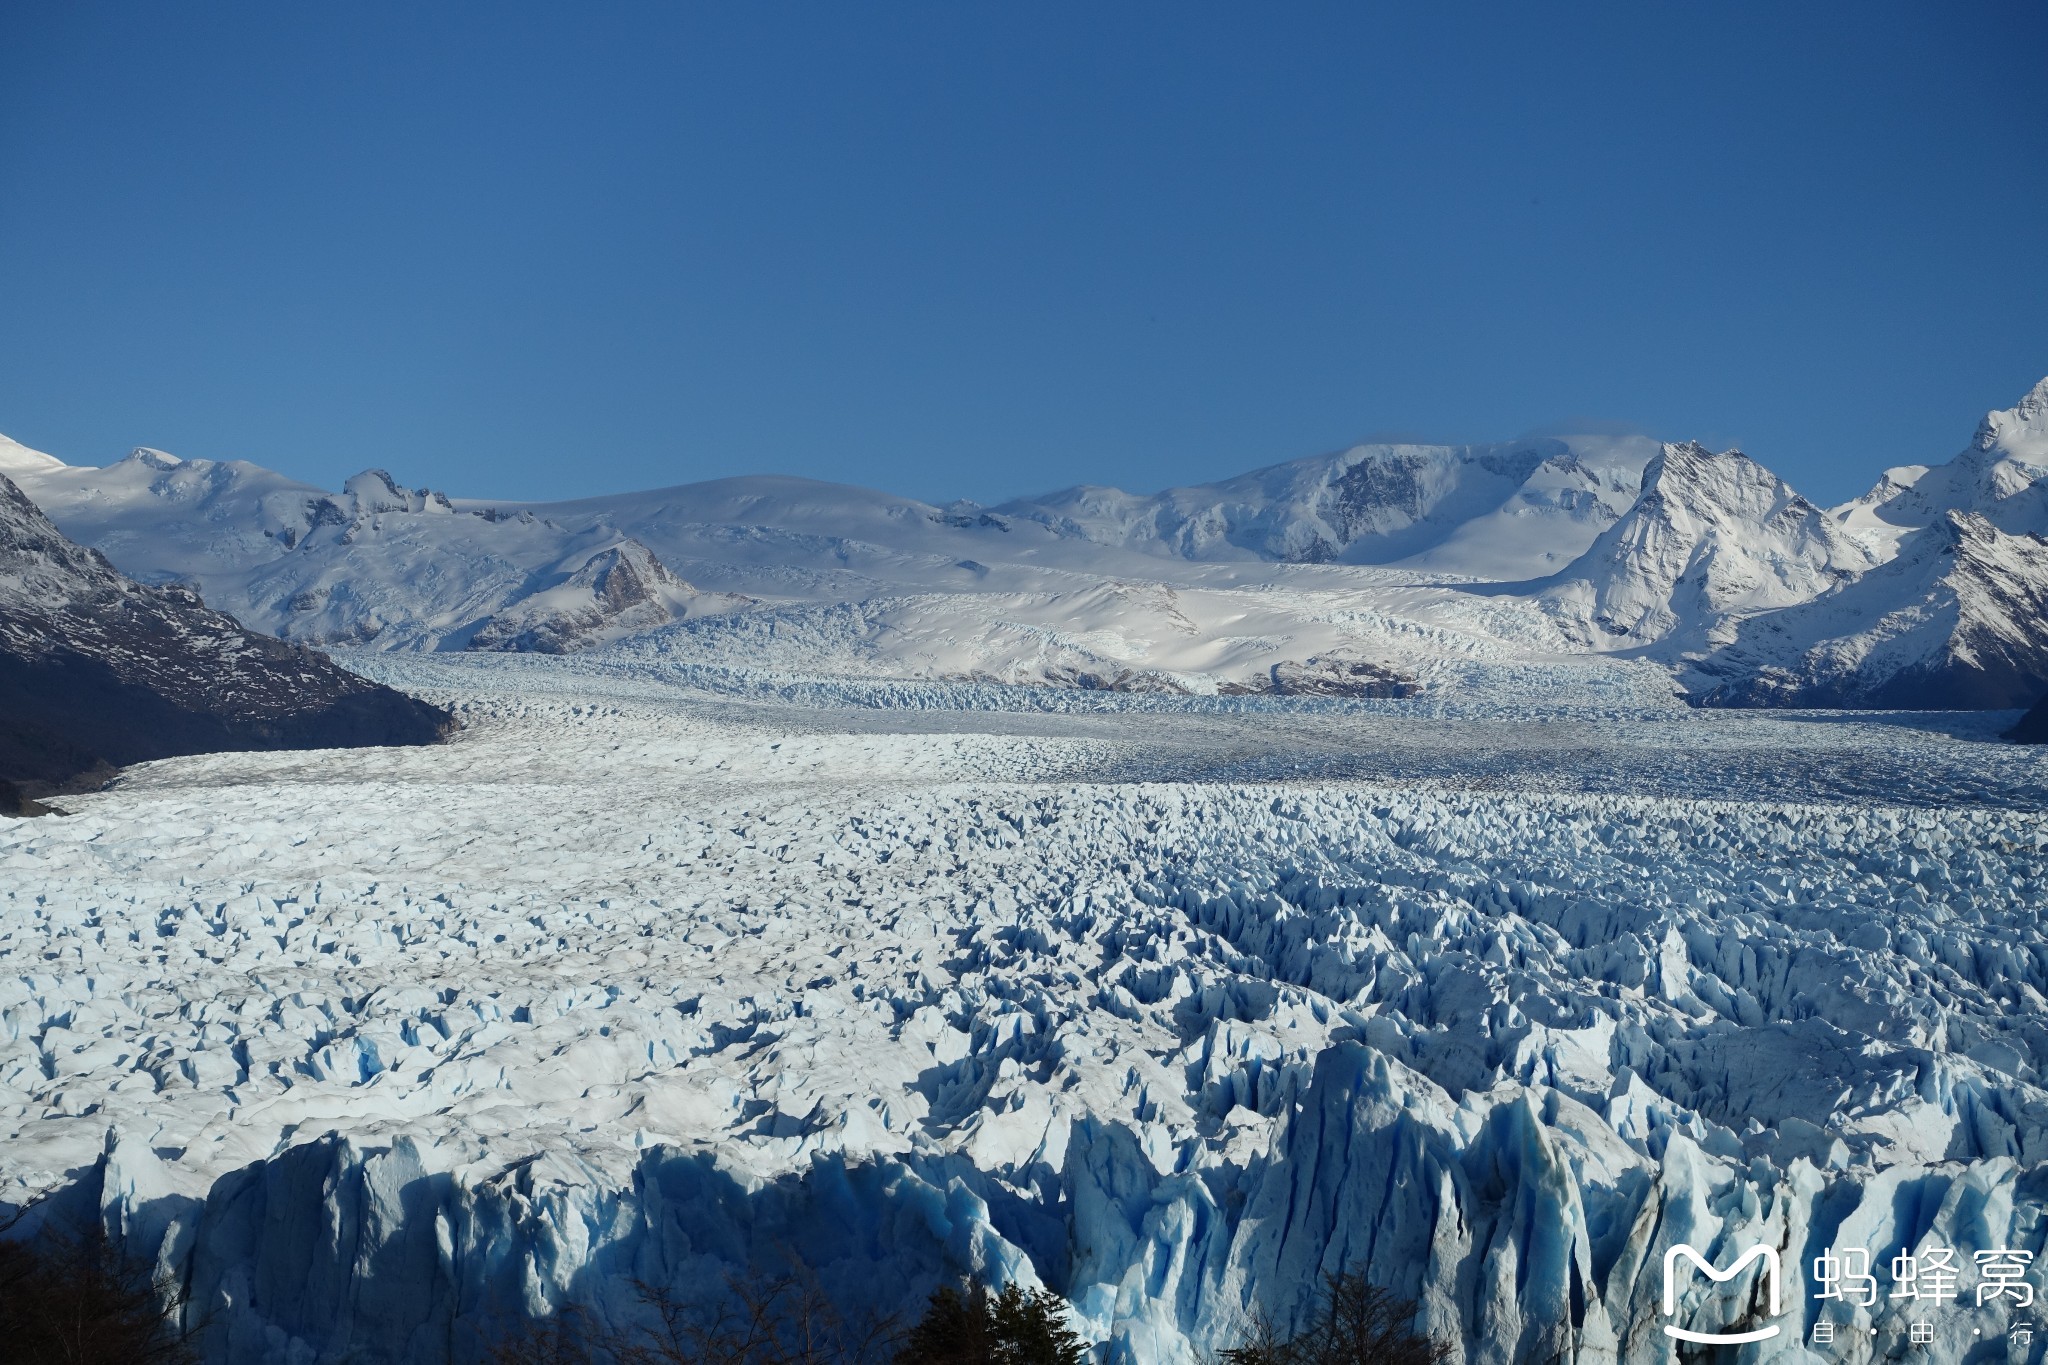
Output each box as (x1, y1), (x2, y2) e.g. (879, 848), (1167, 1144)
(0, 1215), (197, 1364)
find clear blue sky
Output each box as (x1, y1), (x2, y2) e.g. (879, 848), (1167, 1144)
(2, 2), (2044, 505)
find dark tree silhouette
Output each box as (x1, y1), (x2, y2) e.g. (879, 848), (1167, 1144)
(487, 1302), (596, 1365)
(487, 1268), (896, 1365)
(1220, 1272), (1450, 1365)
(489, 1269), (1090, 1365)
(895, 1280), (1088, 1365)
(894, 1283), (991, 1365)
(0, 1205), (197, 1365)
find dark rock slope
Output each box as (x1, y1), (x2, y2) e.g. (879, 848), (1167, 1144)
(0, 472), (450, 812)
(2008, 690), (2048, 743)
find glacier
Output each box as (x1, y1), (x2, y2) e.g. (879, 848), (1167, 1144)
(7, 652), (2048, 1362)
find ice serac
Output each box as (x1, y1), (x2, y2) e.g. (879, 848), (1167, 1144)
(0, 470), (450, 805)
(1540, 441), (1873, 649)
(93, 1135), (1034, 1365)
(998, 436), (1653, 577)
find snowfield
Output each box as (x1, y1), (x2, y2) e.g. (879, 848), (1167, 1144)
(7, 656), (2048, 1363)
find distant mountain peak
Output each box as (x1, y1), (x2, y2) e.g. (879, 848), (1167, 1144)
(1631, 440), (1827, 527)
(466, 536), (750, 654)
(341, 468), (454, 517)
(1696, 503), (2048, 708)
(1543, 441), (1869, 647)
(10, 376), (2048, 711)
(1972, 375), (2048, 453)
(1839, 377), (2048, 556)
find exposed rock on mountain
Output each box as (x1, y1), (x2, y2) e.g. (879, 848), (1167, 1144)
(1218, 655), (1420, 698)
(2009, 689), (2048, 742)
(1668, 379), (2048, 707)
(9, 446), (751, 651)
(1836, 375), (2048, 550)
(467, 538), (749, 654)
(0, 471), (451, 807)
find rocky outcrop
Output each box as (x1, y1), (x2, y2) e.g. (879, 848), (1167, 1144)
(1219, 655), (1419, 698)
(2007, 689), (2048, 742)
(0, 472), (451, 803)
(467, 539), (748, 654)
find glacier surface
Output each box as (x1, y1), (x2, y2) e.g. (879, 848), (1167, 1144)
(5, 656), (2048, 1363)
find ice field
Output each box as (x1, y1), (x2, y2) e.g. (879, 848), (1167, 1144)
(7, 653), (2048, 1363)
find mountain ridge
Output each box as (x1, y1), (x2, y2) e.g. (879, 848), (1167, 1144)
(993, 433), (1654, 576)
(1535, 440), (1876, 650)
(7, 377), (2048, 709)
(0, 469), (453, 812)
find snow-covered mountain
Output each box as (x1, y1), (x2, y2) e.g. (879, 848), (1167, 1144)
(0, 440), (1608, 698)
(997, 434), (1654, 577)
(0, 431), (64, 477)
(7, 376), (2048, 709)
(1686, 509), (2048, 708)
(1836, 374), (2048, 550)
(1665, 377), (2048, 707)
(14, 392), (2048, 1365)
(0, 468), (449, 809)
(1537, 441), (1875, 649)
(466, 537), (747, 654)
(9, 447), (751, 650)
